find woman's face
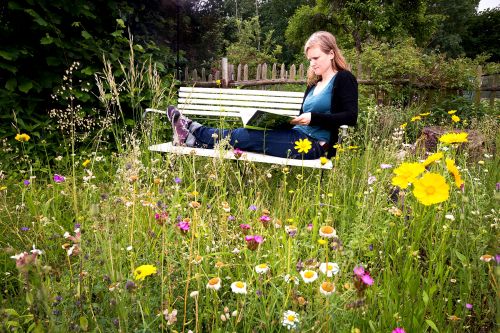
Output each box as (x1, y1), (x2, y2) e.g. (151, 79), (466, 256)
(307, 45), (334, 77)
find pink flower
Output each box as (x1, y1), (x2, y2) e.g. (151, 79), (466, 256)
(361, 273), (374, 285)
(244, 235), (263, 251)
(233, 148), (243, 159)
(240, 223), (251, 230)
(53, 174), (65, 183)
(392, 328), (406, 333)
(177, 220), (190, 232)
(353, 265), (365, 277)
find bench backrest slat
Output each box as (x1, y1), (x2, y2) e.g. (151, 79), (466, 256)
(178, 87), (304, 117)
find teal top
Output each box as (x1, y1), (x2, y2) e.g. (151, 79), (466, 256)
(294, 75), (335, 142)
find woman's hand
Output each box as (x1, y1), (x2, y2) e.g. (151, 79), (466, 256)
(290, 113), (311, 125)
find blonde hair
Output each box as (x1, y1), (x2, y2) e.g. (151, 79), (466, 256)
(304, 31), (349, 86)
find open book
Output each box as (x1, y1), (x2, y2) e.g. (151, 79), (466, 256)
(240, 110), (296, 130)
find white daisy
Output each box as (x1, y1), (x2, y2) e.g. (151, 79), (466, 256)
(230, 281), (247, 294)
(319, 262), (340, 277)
(255, 263), (270, 274)
(319, 225), (337, 238)
(206, 277), (221, 291)
(282, 310), (299, 330)
(300, 270), (318, 283)
(319, 281), (336, 296)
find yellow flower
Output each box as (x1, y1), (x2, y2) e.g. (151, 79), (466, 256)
(412, 173), (450, 206)
(411, 116), (421, 122)
(391, 162), (425, 189)
(216, 79), (221, 86)
(294, 138), (312, 154)
(0, 186), (7, 191)
(317, 239), (328, 245)
(447, 110), (457, 115)
(15, 133), (30, 142)
(300, 270), (318, 283)
(134, 264), (157, 281)
(400, 123), (407, 129)
(451, 115), (460, 123)
(439, 132), (468, 144)
(445, 159), (464, 189)
(206, 277), (222, 290)
(82, 159), (91, 167)
(320, 157), (329, 165)
(422, 152), (443, 167)
(419, 112), (431, 116)
(319, 281), (336, 296)
(348, 145), (359, 150)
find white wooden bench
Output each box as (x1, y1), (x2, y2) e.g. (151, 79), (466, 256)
(144, 87), (348, 169)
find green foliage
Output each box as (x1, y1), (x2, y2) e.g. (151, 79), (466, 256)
(462, 8), (500, 62)
(226, 17), (282, 67)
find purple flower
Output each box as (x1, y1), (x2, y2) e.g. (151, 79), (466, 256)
(74, 223), (81, 229)
(53, 174), (65, 183)
(23, 180), (30, 186)
(367, 175), (377, 185)
(177, 220), (190, 232)
(361, 273), (374, 285)
(353, 265), (365, 277)
(496, 182), (500, 191)
(125, 280), (136, 291)
(20, 227), (29, 231)
(380, 163), (393, 169)
(392, 328), (406, 333)
(228, 215), (235, 221)
(306, 223), (313, 231)
(465, 303), (473, 309)
(369, 244), (373, 251)
(248, 205), (257, 211)
(240, 223), (251, 230)
(259, 215), (271, 222)
(496, 254), (500, 264)
(174, 177), (182, 184)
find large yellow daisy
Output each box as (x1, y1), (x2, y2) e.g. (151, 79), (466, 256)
(294, 138), (312, 154)
(391, 162), (425, 189)
(439, 132), (468, 144)
(412, 173), (450, 206)
(445, 158), (464, 188)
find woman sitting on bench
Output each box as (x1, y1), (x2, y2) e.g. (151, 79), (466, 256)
(167, 31), (358, 160)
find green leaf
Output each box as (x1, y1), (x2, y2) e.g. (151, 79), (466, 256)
(40, 33), (54, 45)
(116, 18), (126, 28)
(0, 62), (18, 74)
(79, 316), (89, 331)
(8, 2), (23, 10)
(18, 81), (33, 93)
(3, 308), (19, 317)
(81, 31), (92, 39)
(46, 57), (60, 66)
(71, 21), (81, 27)
(25, 9), (48, 26)
(0, 50), (16, 61)
(425, 319), (439, 332)
(5, 78), (17, 91)
(454, 250), (467, 265)
(111, 30), (123, 38)
(81, 66), (94, 75)
(423, 290), (429, 306)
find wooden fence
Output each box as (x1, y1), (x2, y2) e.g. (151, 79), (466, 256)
(181, 58), (498, 106)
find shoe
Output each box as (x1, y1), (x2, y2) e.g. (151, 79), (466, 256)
(166, 106), (191, 145)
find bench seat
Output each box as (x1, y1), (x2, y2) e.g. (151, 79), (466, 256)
(149, 142), (333, 169)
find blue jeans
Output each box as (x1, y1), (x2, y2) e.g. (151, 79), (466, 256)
(191, 127), (326, 159)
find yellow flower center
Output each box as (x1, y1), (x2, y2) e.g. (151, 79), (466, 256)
(287, 315), (296, 322)
(235, 281), (244, 288)
(320, 226), (334, 234)
(258, 264), (268, 269)
(327, 264), (333, 270)
(426, 186), (436, 195)
(321, 282), (335, 292)
(208, 277), (219, 285)
(304, 271), (314, 279)
(195, 255), (202, 262)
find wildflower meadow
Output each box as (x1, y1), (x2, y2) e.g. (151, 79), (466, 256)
(1, 64), (499, 333)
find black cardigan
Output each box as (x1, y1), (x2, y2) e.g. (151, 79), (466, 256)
(299, 70), (358, 157)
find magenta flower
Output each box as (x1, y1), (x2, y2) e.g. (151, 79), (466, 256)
(244, 235), (263, 251)
(361, 273), (374, 285)
(53, 174), (65, 183)
(260, 215), (271, 222)
(233, 148), (243, 159)
(240, 223), (251, 230)
(177, 220), (190, 232)
(465, 303), (473, 309)
(353, 265), (365, 277)
(306, 223), (313, 231)
(392, 328), (406, 333)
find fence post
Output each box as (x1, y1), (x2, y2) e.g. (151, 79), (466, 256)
(222, 57), (229, 87)
(298, 64), (304, 80)
(184, 65), (189, 81)
(256, 64), (262, 80)
(192, 69), (198, 81)
(272, 63), (277, 80)
(290, 64), (296, 81)
(280, 63), (285, 80)
(237, 64), (242, 82)
(490, 74), (496, 108)
(475, 65), (482, 106)
(244, 64), (249, 81)
(201, 68), (206, 82)
(262, 63), (268, 80)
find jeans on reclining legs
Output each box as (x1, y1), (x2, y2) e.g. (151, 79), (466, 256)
(191, 126), (325, 160)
